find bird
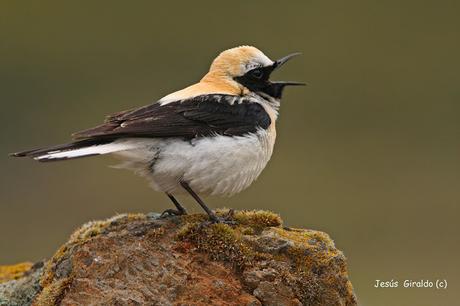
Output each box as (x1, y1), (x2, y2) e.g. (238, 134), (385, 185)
(11, 46), (304, 223)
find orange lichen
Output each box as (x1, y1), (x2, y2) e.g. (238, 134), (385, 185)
(0, 262), (33, 283)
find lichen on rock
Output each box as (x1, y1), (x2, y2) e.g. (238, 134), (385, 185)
(0, 262), (44, 306)
(0, 210), (357, 306)
(0, 262), (34, 284)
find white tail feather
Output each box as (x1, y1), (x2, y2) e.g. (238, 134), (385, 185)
(34, 141), (141, 161)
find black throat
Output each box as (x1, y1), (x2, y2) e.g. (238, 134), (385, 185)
(234, 66), (286, 100)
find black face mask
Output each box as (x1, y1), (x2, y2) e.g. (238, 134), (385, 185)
(234, 53), (305, 99)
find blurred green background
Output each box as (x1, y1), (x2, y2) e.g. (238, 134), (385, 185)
(1, 1), (459, 305)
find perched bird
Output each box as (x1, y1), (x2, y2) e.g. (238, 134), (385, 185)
(11, 46), (304, 222)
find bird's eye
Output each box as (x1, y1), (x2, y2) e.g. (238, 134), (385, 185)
(250, 69), (263, 79)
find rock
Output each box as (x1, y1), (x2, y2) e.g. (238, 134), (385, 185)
(253, 281), (302, 306)
(0, 262), (44, 306)
(0, 210), (357, 305)
(242, 267), (279, 290)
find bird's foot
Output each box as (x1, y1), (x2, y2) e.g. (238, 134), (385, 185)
(205, 209), (237, 225)
(160, 208), (188, 218)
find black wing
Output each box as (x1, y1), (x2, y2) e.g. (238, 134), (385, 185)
(72, 94), (271, 140)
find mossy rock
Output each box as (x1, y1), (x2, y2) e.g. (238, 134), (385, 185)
(178, 210), (356, 305)
(1, 210), (357, 306)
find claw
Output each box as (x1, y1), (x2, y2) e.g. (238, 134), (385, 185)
(223, 208), (235, 220)
(208, 209), (237, 225)
(160, 208), (187, 218)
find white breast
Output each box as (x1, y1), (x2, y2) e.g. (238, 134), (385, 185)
(114, 128), (276, 197)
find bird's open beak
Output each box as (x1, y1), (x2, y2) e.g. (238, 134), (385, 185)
(234, 52), (305, 99)
(271, 53), (306, 87)
(273, 52), (302, 69)
(265, 53), (305, 98)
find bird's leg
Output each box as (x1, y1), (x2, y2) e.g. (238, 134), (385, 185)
(180, 181), (235, 224)
(160, 193), (188, 217)
(180, 181), (218, 221)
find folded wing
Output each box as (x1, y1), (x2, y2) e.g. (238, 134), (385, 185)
(12, 94), (271, 162)
(73, 94), (271, 140)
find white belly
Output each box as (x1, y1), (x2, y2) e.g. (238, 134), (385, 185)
(113, 129), (276, 197)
